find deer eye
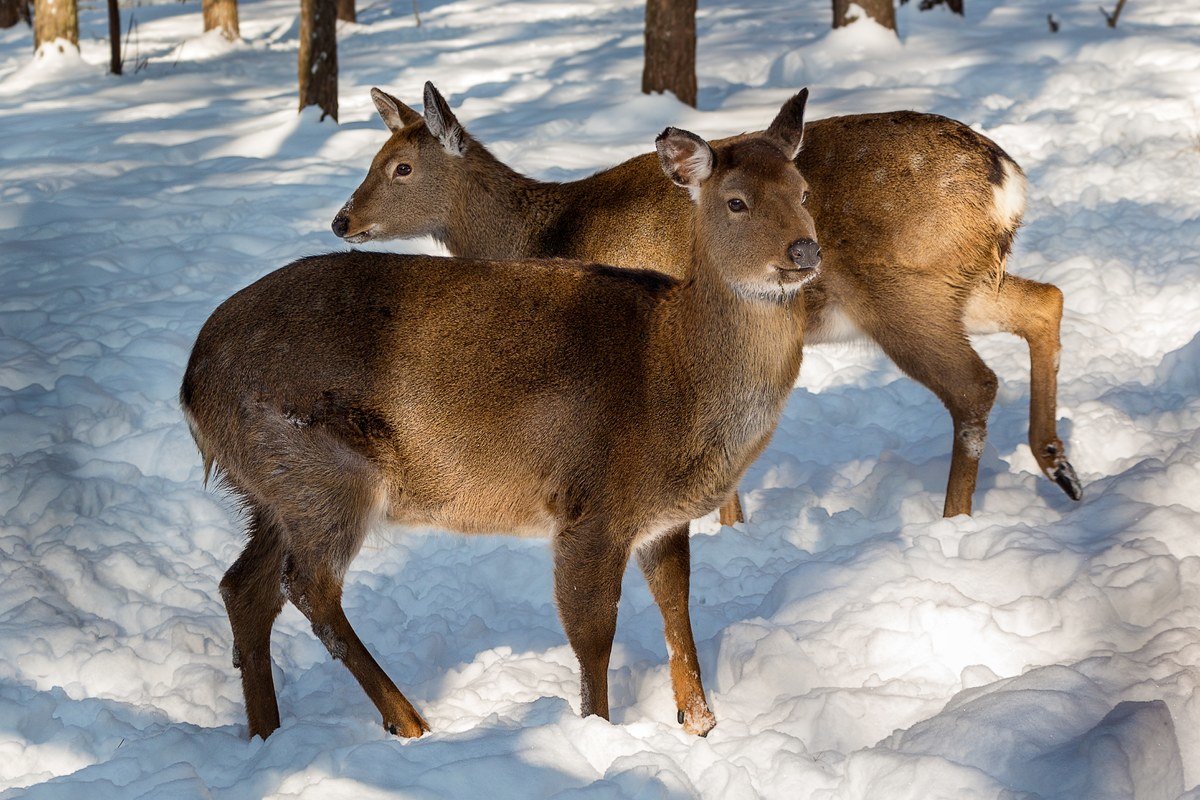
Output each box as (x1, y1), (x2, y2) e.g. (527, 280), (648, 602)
(801, 191), (810, 205)
(394, 163), (412, 178)
(727, 198), (747, 213)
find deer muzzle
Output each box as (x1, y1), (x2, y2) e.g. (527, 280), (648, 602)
(787, 238), (821, 270)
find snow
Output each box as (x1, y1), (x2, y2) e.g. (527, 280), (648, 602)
(2, 0), (1199, 797)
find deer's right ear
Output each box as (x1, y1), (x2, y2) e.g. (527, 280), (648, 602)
(371, 88), (422, 132)
(423, 81), (468, 157)
(656, 127), (714, 200)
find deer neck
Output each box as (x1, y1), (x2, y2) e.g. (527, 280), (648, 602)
(657, 249), (806, 451)
(439, 144), (567, 260)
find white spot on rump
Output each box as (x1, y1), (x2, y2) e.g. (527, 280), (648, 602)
(992, 159), (1028, 230)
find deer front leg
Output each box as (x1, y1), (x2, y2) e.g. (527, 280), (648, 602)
(553, 521), (630, 720)
(637, 523), (715, 736)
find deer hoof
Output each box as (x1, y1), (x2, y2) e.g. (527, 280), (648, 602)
(1052, 459), (1082, 501)
(678, 701), (717, 737)
(385, 716), (431, 739)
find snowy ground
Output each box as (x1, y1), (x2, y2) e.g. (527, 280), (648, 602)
(2, 0), (1199, 797)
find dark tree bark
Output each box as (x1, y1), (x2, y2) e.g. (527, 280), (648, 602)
(0, 0), (21, 29)
(33, 0), (77, 49)
(336, 0), (354, 23)
(642, 0), (696, 109)
(901, 0), (963, 16)
(832, 0), (896, 31)
(299, 0), (338, 122)
(106, 0), (121, 74)
(202, 0), (239, 40)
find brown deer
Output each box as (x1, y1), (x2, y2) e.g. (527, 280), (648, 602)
(333, 83), (1081, 520)
(182, 96), (819, 740)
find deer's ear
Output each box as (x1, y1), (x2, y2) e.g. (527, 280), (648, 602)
(765, 87), (808, 160)
(422, 81), (467, 157)
(371, 88), (422, 132)
(655, 127), (714, 200)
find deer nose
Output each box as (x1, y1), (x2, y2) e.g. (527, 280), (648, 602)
(788, 238), (821, 270)
(331, 212), (350, 238)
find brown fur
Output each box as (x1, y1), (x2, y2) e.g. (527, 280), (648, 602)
(186, 121), (818, 739)
(336, 85), (1082, 518)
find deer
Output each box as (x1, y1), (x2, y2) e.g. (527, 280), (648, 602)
(333, 82), (1081, 522)
(182, 94), (820, 741)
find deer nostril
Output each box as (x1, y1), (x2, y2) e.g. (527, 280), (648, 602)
(788, 238), (821, 269)
(331, 213), (349, 238)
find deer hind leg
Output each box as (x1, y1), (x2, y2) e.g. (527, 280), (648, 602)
(264, 440), (429, 738)
(220, 504), (286, 739)
(636, 523), (715, 736)
(864, 298), (998, 517)
(281, 550), (429, 737)
(966, 275), (1081, 501)
(553, 519), (631, 721)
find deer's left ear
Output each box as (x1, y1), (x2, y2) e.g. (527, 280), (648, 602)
(656, 127), (714, 201)
(765, 87), (808, 160)
(423, 81), (467, 157)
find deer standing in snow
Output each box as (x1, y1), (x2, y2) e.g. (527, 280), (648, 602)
(334, 83), (1080, 520)
(183, 95), (818, 739)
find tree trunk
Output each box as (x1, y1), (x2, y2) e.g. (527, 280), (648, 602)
(642, 0), (697, 109)
(912, 0), (963, 15)
(202, 0), (239, 40)
(0, 0), (20, 29)
(106, 0), (121, 74)
(832, 0), (897, 31)
(33, 0), (77, 49)
(336, 0), (354, 23)
(299, 0), (338, 122)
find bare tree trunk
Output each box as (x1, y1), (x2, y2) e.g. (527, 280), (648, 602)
(33, 0), (77, 49)
(832, 0), (896, 31)
(336, 0), (354, 23)
(202, 0), (238, 40)
(106, 0), (121, 74)
(642, 0), (697, 108)
(0, 0), (21, 29)
(299, 0), (338, 122)
(907, 0), (963, 15)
